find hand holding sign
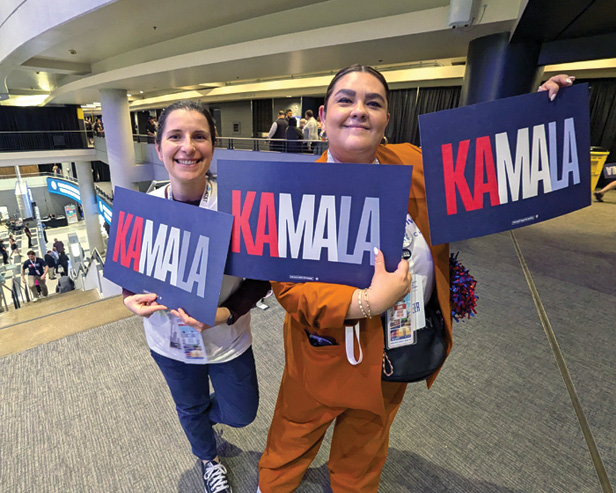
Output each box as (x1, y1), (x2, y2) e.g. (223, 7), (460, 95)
(419, 83), (591, 245)
(123, 292), (168, 318)
(345, 248), (411, 319)
(369, 249), (411, 315)
(170, 306), (232, 332)
(104, 187), (233, 326)
(538, 74), (575, 101)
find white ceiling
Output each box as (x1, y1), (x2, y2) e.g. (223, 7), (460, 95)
(1, 0), (613, 109)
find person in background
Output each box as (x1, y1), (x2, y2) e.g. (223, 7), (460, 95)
(44, 250), (57, 280)
(93, 117), (104, 137)
(57, 249), (69, 276)
(8, 235), (19, 258)
(121, 100), (270, 493)
(285, 117), (304, 153)
(285, 109), (293, 121)
(56, 272), (75, 293)
(24, 223), (33, 248)
(303, 109), (319, 149)
(50, 247), (60, 268)
(267, 110), (288, 152)
(146, 116), (157, 136)
(594, 179), (616, 202)
(53, 238), (65, 255)
(22, 250), (48, 301)
(0, 239), (8, 265)
(257, 64), (574, 492)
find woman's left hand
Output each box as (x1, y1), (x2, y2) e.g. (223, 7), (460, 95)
(170, 306), (231, 332)
(538, 74), (575, 101)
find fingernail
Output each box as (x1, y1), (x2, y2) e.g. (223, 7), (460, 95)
(373, 247), (379, 255)
(566, 78), (572, 84)
(550, 93), (556, 101)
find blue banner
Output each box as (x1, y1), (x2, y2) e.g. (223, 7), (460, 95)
(419, 84), (591, 245)
(217, 159), (413, 288)
(46, 176), (114, 225)
(103, 187), (233, 326)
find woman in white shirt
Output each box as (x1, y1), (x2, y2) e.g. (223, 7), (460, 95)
(122, 100), (269, 493)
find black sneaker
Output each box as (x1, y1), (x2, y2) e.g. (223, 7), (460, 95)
(201, 460), (232, 493)
(594, 192), (604, 202)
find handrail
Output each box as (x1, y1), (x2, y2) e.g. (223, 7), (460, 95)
(0, 129), (89, 152)
(71, 247), (105, 280)
(0, 171), (113, 203)
(215, 136), (327, 154)
(56, 171), (114, 203)
(0, 281), (15, 311)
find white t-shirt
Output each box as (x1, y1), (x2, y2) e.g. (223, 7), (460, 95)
(143, 181), (252, 364)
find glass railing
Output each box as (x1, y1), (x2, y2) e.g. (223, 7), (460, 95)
(1, 130), (329, 155)
(132, 133), (328, 154)
(0, 130), (91, 152)
(0, 171), (112, 203)
(216, 136), (328, 154)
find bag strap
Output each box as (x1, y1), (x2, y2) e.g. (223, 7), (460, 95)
(345, 323), (363, 366)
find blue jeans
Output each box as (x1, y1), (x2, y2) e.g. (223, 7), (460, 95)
(151, 347), (259, 460)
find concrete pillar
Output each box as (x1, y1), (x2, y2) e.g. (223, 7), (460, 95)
(75, 161), (105, 254)
(99, 88), (138, 192)
(460, 32), (542, 106)
(61, 162), (72, 179)
(14, 165), (33, 219)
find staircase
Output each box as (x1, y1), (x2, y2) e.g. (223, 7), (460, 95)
(0, 289), (132, 357)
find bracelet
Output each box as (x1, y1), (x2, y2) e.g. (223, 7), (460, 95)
(363, 288), (373, 319)
(357, 289), (369, 319)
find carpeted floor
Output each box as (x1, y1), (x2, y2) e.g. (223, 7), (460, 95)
(0, 198), (614, 493)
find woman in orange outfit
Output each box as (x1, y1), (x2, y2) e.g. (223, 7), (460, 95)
(258, 65), (574, 492)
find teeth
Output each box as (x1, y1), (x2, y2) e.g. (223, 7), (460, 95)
(176, 159), (198, 164)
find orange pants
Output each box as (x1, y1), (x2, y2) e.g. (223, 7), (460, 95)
(258, 370), (407, 492)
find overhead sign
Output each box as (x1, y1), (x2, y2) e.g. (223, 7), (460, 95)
(103, 187), (233, 326)
(217, 159), (413, 288)
(419, 84), (591, 245)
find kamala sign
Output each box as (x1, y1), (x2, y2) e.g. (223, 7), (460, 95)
(103, 187), (233, 326)
(217, 160), (413, 288)
(419, 84), (591, 245)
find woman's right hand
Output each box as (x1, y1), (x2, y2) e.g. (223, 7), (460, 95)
(123, 292), (168, 318)
(366, 248), (411, 315)
(346, 248), (411, 319)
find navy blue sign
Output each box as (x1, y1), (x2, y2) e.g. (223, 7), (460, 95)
(419, 84), (591, 245)
(103, 187), (233, 326)
(217, 159), (413, 288)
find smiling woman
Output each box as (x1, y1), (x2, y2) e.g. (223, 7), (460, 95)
(257, 64), (576, 493)
(155, 105), (215, 202)
(121, 100), (270, 493)
(319, 65), (390, 164)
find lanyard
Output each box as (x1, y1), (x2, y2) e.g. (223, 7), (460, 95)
(165, 181), (211, 206)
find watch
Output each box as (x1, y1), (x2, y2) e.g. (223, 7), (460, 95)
(226, 310), (236, 325)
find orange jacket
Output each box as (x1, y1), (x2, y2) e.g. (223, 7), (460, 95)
(272, 143), (452, 418)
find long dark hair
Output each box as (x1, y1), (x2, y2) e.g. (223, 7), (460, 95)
(155, 100), (217, 147)
(323, 64), (390, 113)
